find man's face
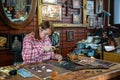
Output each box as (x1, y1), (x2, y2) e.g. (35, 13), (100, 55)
(39, 28), (52, 40)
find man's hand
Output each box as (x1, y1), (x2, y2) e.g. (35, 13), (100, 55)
(43, 46), (53, 52)
(55, 54), (63, 62)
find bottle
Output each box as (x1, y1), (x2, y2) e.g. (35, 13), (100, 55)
(51, 70), (58, 77)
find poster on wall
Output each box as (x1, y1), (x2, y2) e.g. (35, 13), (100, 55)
(96, 0), (103, 13)
(86, 0), (94, 15)
(73, 14), (81, 24)
(72, 0), (81, 9)
(67, 30), (74, 41)
(42, 4), (62, 21)
(42, 0), (57, 4)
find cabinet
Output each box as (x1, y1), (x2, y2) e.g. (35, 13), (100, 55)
(0, 49), (14, 67)
(99, 51), (120, 63)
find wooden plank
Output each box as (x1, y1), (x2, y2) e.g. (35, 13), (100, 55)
(53, 23), (88, 27)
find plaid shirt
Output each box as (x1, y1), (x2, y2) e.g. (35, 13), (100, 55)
(21, 32), (55, 64)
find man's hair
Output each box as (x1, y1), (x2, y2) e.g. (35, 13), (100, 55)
(34, 21), (54, 39)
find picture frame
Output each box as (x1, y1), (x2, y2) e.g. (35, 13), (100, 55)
(72, 0), (81, 9)
(87, 15), (96, 29)
(86, 0), (94, 15)
(0, 33), (10, 49)
(50, 31), (60, 47)
(96, 0), (103, 13)
(42, 0), (57, 4)
(67, 30), (74, 41)
(42, 4), (62, 21)
(10, 34), (24, 51)
(73, 14), (81, 24)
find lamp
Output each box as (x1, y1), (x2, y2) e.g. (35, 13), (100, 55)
(97, 10), (111, 60)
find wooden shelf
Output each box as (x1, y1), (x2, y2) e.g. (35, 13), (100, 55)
(0, 47), (9, 50)
(53, 23), (88, 27)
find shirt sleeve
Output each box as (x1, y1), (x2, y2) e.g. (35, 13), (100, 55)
(44, 37), (55, 59)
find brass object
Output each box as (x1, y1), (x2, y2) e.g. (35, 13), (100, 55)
(0, 37), (7, 47)
(67, 53), (78, 61)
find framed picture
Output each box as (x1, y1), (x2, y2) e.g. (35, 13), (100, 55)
(72, 0), (81, 9)
(0, 33), (10, 49)
(73, 14), (81, 24)
(96, 0), (103, 13)
(42, 0), (57, 4)
(50, 31), (60, 47)
(42, 4), (62, 21)
(87, 15), (96, 29)
(67, 30), (74, 41)
(10, 34), (24, 51)
(86, 0), (94, 15)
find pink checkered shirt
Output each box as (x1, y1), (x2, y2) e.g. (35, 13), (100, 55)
(21, 32), (55, 64)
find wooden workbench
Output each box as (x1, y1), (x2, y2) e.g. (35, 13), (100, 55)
(1, 59), (120, 80)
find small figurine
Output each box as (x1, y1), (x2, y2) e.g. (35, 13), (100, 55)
(12, 36), (21, 51)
